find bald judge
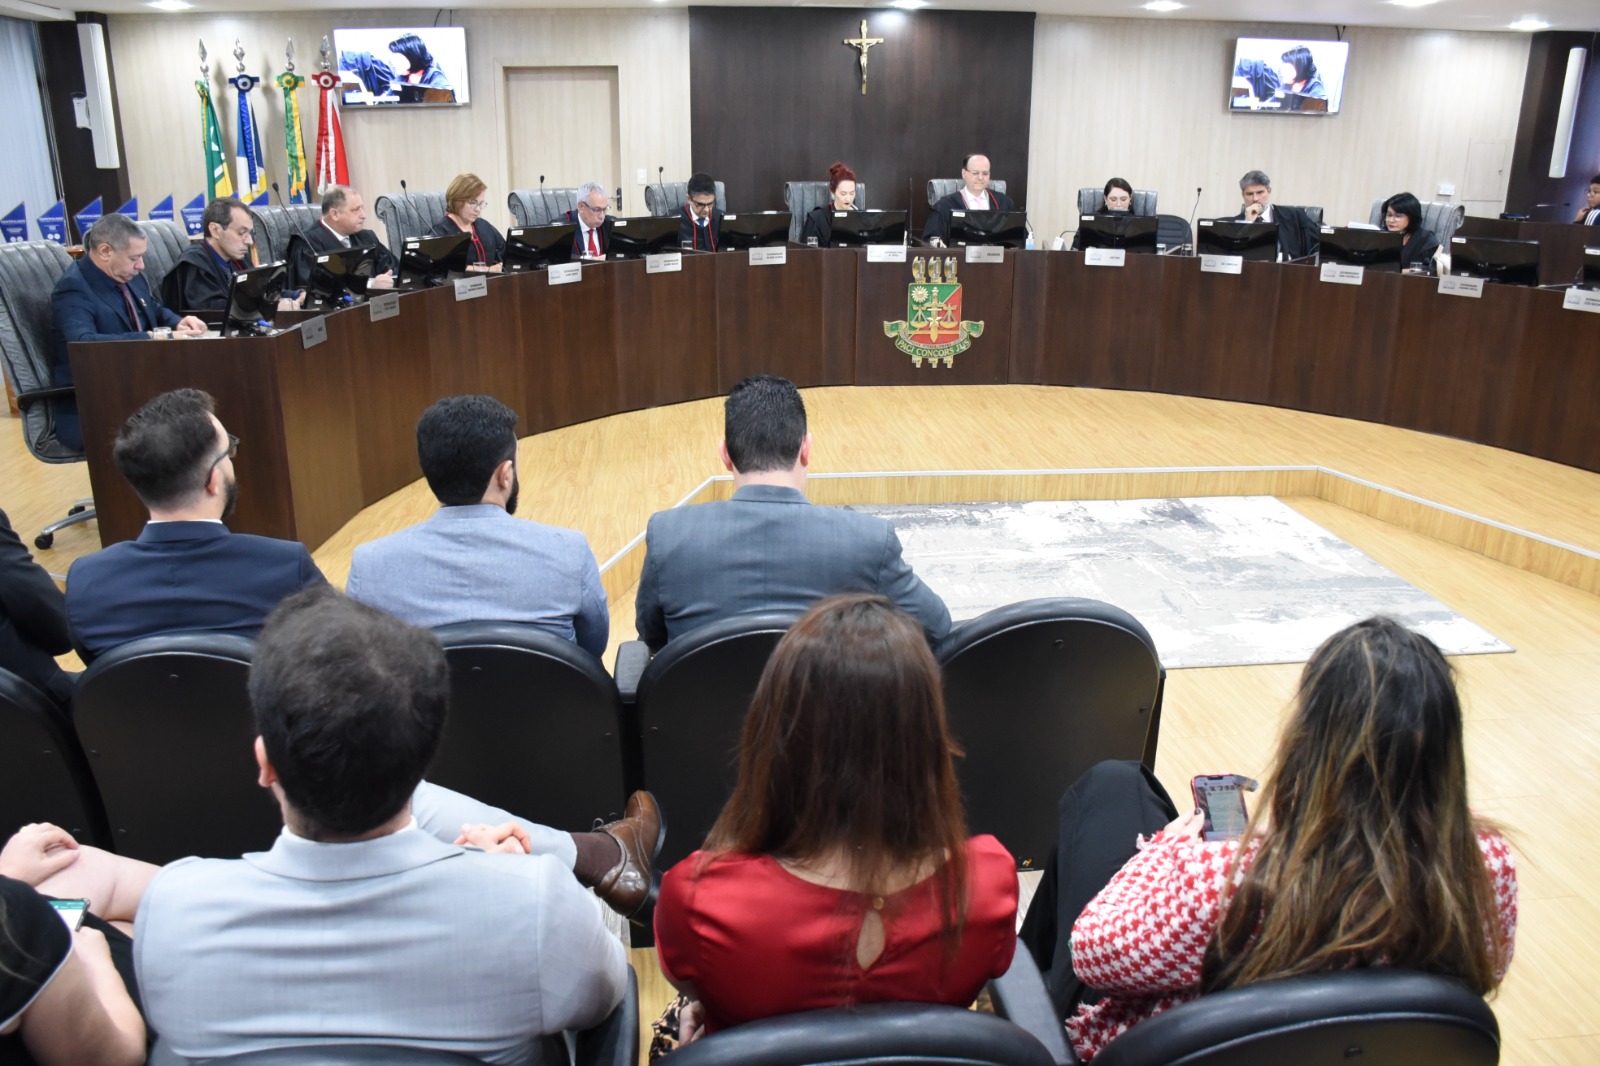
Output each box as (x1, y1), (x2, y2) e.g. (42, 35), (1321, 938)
(923, 153), (1016, 247)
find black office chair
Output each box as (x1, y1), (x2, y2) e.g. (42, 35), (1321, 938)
(1076, 188), (1160, 217)
(0, 666), (108, 846)
(664, 948), (1073, 1066)
(146, 963), (641, 1066)
(927, 178), (1010, 207)
(1155, 214), (1193, 253)
(375, 190), (449, 255)
(645, 180), (728, 218)
(0, 239), (95, 549)
(782, 180), (870, 242)
(251, 203), (324, 264)
(509, 188), (583, 228)
(1092, 969), (1500, 1066)
(937, 598), (1164, 869)
(138, 218), (192, 304)
(631, 612), (798, 869)
(432, 622), (629, 830)
(72, 632), (279, 863)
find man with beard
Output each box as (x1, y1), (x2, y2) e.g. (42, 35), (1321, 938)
(65, 388), (327, 661)
(346, 395), (608, 658)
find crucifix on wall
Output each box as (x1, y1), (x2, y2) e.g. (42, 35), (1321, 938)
(842, 19), (883, 96)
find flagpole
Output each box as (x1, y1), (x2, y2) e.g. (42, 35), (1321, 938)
(276, 38), (310, 206)
(196, 38), (233, 200)
(229, 40), (270, 205)
(311, 35), (350, 195)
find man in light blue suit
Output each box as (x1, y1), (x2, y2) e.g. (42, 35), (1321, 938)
(135, 588), (654, 1064)
(348, 394), (609, 658)
(635, 375), (951, 651)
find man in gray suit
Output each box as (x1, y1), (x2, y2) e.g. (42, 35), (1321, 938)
(634, 375), (950, 650)
(135, 588), (654, 1063)
(348, 394), (609, 658)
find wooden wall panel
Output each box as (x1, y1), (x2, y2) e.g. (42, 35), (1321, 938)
(687, 7), (1034, 229)
(1505, 31), (1600, 223)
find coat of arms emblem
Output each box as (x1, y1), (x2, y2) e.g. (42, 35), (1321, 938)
(883, 256), (985, 367)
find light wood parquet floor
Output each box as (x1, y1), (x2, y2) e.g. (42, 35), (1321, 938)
(6, 384), (1598, 1064)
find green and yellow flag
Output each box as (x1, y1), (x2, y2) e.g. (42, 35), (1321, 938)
(276, 71), (310, 204)
(197, 79), (232, 199)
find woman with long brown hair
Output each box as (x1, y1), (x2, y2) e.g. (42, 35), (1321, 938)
(652, 594), (1018, 1044)
(1022, 616), (1516, 1060)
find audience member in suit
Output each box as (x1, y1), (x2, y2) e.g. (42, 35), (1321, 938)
(134, 588), (648, 1064)
(1381, 191), (1441, 274)
(286, 185), (396, 290)
(47, 214), (207, 451)
(634, 375), (951, 651)
(677, 172), (724, 252)
(162, 197), (305, 314)
(63, 388), (328, 662)
(922, 153), (1016, 246)
(0, 508), (74, 708)
(800, 161), (858, 248)
(1071, 177), (1135, 251)
(1232, 169), (1319, 261)
(347, 394), (608, 658)
(426, 172), (506, 270)
(1020, 618), (1516, 1061)
(1574, 174), (1600, 225)
(566, 181), (613, 259)
(651, 595), (1016, 1050)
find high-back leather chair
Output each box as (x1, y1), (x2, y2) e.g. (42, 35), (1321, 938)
(1155, 214), (1193, 252)
(927, 178), (1009, 206)
(73, 633), (279, 863)
(137, 218), (193, 301)
(0, 667), (108, 846)
(645, 180), (728, 218)
(1367, 197), (1467, 246)
(1281, 204), (1325, 226)
(1091, 969), (1500, 1066)
(431, 622), (629, 830)
(632, 612), (797, 869)
(936, 598), (1164, 869)
(508, 188), (583, 228)
(251, 203), (324, 264)
(0, 239), (94, 549)
(782, 180), (870, 242)
(1076, 188), (1160, 217)
(374, 191), (449, 256)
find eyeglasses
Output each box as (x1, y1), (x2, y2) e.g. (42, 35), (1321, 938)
(689, 198), (716, 214)
(964, 169), (990, 177)
(579, 201), (607, 214)
(211, 433), (239, 469)
(466, 199), (488, 209)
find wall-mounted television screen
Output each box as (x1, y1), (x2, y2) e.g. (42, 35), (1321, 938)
(1230, 38), (1348, 115)
(333, 27), (469, 107)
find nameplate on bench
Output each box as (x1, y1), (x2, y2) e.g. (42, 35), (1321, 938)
(646, 252), (683, 274)
(368, 293), (400, 322)
(1438, 275), (1484, 299)
(548, 262), (582, 286)
(1200, 254), (1243, 275)
(1085, 248), (1125, 268)
(867, 244), (907, 264)
(1563, 287), (1600, 314)
(965, 245), (1005, 264)
(454, 276), (489, 301)
(1319, 263), (1364, 286)
(750, 246), (787, 266)
(299, 316), (327, 349)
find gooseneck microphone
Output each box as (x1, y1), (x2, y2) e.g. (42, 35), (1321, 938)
(538, 174), (551, 225)
(273, 180), (322, 283)
(657, 165), (667, 215)
(1186, 186), (1203, 255)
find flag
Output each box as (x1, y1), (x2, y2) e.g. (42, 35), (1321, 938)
(113, 196), (138, 220)
(247, 191), (270, 207)
(180, 194), (206, 235)
(37, 200), (66, 243)
(1, 203), (26, 243)
(276, 71), (310, 204)
(149, 195), (175, 222)
(311, 69), (349, 193)
(229, 72), (269, 202)
(197, 79), (233, 199)
(73, 197), (103, 242)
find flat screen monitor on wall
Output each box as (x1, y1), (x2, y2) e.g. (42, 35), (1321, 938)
(333, 27), (469, 106)
(1230, 38), (1349, 115)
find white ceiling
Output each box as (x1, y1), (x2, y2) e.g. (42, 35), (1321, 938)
(8, 0), (1599, 34)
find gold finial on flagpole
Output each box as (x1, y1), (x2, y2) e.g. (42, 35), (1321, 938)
(198, 39), (209, 79)
(319, 35), (332, 73)
(285, 38), (296, 73)
(233, 38), (245, 75)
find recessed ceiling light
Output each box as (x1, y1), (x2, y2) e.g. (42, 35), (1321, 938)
(147, 0), (193, 9)
(1508, 17), (1549, 30)
(890, 0), (930, 9)
(1142, 1), (1185, 10)
(1388, 0), (1440, 8)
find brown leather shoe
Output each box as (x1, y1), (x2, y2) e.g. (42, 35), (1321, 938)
(594, 791), (665, 922)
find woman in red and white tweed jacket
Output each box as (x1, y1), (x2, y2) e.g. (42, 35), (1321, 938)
(1023, 616), (1517, 1061)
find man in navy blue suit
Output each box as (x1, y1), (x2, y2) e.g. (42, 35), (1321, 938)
(48, 213), (208, 450)
(65, 388), (327, 661)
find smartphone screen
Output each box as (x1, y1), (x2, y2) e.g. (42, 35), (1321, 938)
(1191, 774), (1250, 842)
(48, 898), (89, 931)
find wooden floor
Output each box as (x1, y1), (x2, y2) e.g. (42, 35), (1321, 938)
(7, 384), (1599, 1064)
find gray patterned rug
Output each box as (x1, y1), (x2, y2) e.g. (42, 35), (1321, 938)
(855, 496), (1511, 669)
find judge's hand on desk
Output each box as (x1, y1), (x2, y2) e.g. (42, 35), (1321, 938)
(163, 316), (207, 337)
(368, 270), (395, 290)
(466, 262), (504, 274)
(277, 291), (307, 312)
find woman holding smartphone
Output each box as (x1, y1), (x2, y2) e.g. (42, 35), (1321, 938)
(651, 594), (1018, 1052)
(1020, 616), (1517, 1061)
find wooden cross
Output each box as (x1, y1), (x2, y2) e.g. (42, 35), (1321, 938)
(842, 19), (883, 96)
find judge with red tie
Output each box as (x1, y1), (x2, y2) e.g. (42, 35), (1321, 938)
(677, 172), (724, 252)
(567, 181), (613, 259)
(48, 213), (207, 449)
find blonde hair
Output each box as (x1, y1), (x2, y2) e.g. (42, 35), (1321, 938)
(446, 173), (487, 217)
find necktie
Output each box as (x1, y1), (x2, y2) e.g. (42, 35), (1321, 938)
(588, 228), (599, 257)
(118, 283), (141, 330)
